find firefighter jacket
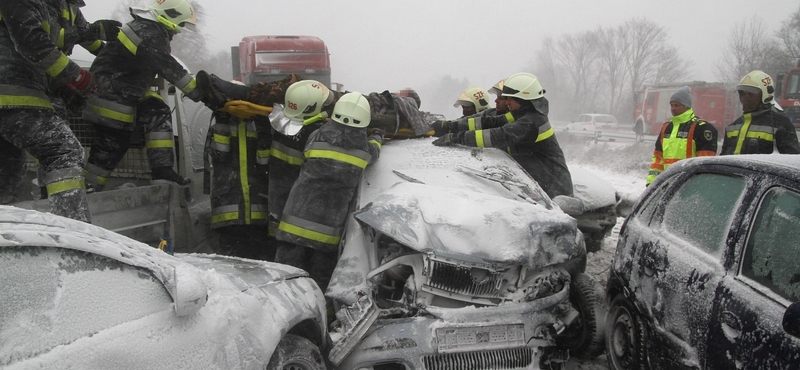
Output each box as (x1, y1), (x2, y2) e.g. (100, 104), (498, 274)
(206, 113), (271, 229)
(83, 13), (201, 131)
(267, 118), (325, 235)
(364, 90), (430, 138)
(647, 109), (717, 185)
(0, 0), (84, 109)
(276, 121), (383, 253)
(456, 108), (516, 132)
(720, 106), (800, 155)
(45, 0), (103, 57)
(449, 98), (573, 198)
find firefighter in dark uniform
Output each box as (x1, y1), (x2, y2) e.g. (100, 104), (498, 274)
(82, 0), (204, 191)
(267, 80), (333, 237)
(647, 86), (717, 185)
(32, 0), (121, 199)
(276, 92), (384, 292)
(721, 70), (800, 155)
(204, 81), (274, 260)
(0, 0), (93, 222)
(432, 72), (573, 198)
(432, 79), (514, 136)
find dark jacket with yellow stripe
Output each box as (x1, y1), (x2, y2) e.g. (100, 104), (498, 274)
(84, 14), (200, 129)
(0, 0), (83, 109)
(45, 0), (103, 57)
(267, 120), (325, 234)
(721, 106), (800, 155)
(207, 113), (271, 229)
(276, 121), (383, 252)
(451, 98), (573, 198)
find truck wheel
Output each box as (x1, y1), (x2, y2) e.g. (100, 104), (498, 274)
(557, 273), (604, 360)
(606, 295), (645, 370)
(266, 334), (326, 370)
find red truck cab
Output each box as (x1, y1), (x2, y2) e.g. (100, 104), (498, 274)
(232, 35), (331, 87)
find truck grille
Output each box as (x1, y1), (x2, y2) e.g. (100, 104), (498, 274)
(427, 260), (505, 298)
(422, 347), (534, 370)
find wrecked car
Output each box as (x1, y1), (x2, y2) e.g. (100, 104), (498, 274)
(564, 167), (620, 253)
(326, 138), (605, 369)
(0, 206), (329, 370)
(606, 155), (800, 370)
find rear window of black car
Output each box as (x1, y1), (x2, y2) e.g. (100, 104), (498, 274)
(662, 173), (746, 256)
(742, 187), (800, 302)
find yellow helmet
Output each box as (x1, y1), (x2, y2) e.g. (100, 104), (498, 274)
(149, 0), (196, 33)
(488, 79), (505, 96)
(502, 72), (545, 100)
(284, 80), (332, 120)
(332, 92), (371, 128)
(736, 70), (775, 104)
(453, 86), (490, 112)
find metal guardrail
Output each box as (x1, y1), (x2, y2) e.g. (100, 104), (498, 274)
(555, 126), (657, 144)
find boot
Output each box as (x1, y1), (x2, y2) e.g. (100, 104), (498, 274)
(195, 70), (251, 110)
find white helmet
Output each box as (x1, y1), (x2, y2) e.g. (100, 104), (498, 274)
(149, 0), (196, 33)
(284, 80), (332, 120)
(488, 79), (505, 96)
(736, 70), (775, 104)
(332, 92), (371, 128)
(453, 86), (490, 112)
(501, 72), (545, 100)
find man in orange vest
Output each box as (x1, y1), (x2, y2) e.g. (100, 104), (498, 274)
(647, 86), (718, 185)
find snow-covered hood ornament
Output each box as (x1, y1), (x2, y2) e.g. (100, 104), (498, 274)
(354, 182), (582, 269)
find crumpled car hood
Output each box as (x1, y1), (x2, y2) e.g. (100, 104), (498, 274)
(571, 167), (617, 209)
(355, 182), (582, 269)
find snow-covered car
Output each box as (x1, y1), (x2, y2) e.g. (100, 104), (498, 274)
(605, 155), (800, 370)
(326, 138), (605, 369)
(565, 114), (619, 132)
(562, 167), (619, 253)
(0, 206), (329, 370)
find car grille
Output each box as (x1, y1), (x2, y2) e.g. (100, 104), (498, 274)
(427, 259), (505, 298)
(422, 347), (535, 370)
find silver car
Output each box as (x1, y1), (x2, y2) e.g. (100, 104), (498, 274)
(0, 206), (329, 370)
(326, 138), (604, 369)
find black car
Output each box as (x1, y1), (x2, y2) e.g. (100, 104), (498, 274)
(605, 154), (800, 370)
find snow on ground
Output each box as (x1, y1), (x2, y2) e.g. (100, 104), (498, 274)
(558, 136), (651, 370)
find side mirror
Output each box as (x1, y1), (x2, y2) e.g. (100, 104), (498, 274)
(553, 195), (585, 216)
(173, 265), (208, 316)
(784, 302), (800, 338)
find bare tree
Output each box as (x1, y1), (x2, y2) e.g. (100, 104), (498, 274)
(620, 18), (688, 106)
(596, 27), (629, 118)
(553, 31), (601, 115)
(715, 17), (784, 84)
(776, 5), (800, 60)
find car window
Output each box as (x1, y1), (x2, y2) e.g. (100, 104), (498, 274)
(741, 187), (800, 302)
(595, 116), (617, 124)
(0, 246), (173, 360)
(662, 173), (747, 256)
(580, 115), (590, 122)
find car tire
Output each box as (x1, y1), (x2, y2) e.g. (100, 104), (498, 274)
(266, 334), (326, 370)
(605, 295), (646, 370)
(556, 273), (604, 360)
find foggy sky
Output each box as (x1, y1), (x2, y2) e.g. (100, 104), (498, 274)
(79, 0), (798, 117)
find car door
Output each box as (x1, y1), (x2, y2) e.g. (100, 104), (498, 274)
(638, 172), (748, 369)
(707, 184), (800, 369)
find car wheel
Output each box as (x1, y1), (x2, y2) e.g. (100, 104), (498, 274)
(556, 273), (604, 360)
(606, 295), (645, 370)
(266, 334), (326, 370)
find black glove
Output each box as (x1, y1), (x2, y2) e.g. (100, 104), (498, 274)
(432, 133), (458, 147)
(431, 120), (458, 137)
(369, 128), (386, 138)
(89, 19), (122, 41)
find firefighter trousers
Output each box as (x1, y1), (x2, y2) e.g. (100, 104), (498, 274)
(0, 108), (90, 222)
